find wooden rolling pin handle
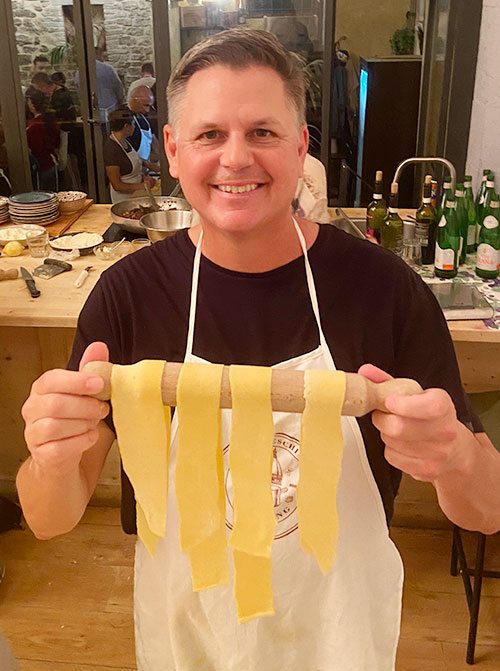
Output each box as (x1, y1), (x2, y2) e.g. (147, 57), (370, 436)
(0, 268), (18, 280)
(83, 361), (423, 416)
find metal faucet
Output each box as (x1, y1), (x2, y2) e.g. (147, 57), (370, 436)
(393, 157), (457, 195)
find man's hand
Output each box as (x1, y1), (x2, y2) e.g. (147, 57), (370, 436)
(358, 363), (500, 534)
(358, 363), (468, 482)
(18, 341), (116, 539)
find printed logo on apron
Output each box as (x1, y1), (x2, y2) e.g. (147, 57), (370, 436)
(223, 432), (300, 539)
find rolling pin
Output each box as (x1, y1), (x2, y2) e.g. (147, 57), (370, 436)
(0, 268), (18, 281)
(84, 361), (423, 417)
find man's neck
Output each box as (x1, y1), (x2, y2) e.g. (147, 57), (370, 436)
(188, 217), (319, 273)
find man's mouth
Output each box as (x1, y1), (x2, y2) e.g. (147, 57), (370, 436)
(214, 183), (261, 194)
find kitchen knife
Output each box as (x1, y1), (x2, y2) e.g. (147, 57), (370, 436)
(20, 267), (41, 298)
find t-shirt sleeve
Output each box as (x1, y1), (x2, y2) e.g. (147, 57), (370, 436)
(392, 268), (483, 434)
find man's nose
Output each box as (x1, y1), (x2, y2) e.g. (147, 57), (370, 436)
(219, 134), (253, 171)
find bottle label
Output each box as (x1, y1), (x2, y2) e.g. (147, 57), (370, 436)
(484, 215), (499, 230)
(423, 197), (431, 204)
(446, 201), (456, 209)
(438, 215), (447, 228)
(464, 181), (472, 188)
(467, 225), (476, 245)
(435, 244), (456, 270)
(389, 207), (398, 214)
(455, 190), (464, 198)
(416, 221), (429, 245)
(373, 194), (382, 200)
(477, 244), (500, 271)
(486, 181), (495, 188)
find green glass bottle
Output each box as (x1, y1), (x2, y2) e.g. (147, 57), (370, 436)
(476, 198), (500, 279)
(434, 195), (459, 278)
(381, 182), (403, 255)
(415, 174), (436, 264)
(463, 175), (478, 253)
(475, 169), (490, 210)
(437, 177), (452, 222)
(366, 170), (386, 243)
(455, 183), (468, 265)
(477, 171), (495, 244)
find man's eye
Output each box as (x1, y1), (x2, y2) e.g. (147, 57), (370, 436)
(254, 129), (272, 138)
(200, 130), (219, 141)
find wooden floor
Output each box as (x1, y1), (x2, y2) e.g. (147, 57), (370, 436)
(0, 507), (499, 670)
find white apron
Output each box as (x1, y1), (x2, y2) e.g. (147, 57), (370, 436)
(110, 134), (143, 204)
(134, 114), (153, 162)
(134, 220), (404, 671)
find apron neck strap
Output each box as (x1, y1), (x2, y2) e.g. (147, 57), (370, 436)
(184, 220), (331, 363)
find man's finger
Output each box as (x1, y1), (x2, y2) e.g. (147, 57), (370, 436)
(357, 363), (394, 384)
(31, 369), (106, 397)
(79, 341), (109, 372)
(383, 388), (454, 420)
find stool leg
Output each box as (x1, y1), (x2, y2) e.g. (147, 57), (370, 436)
(466, 533), (487, 665)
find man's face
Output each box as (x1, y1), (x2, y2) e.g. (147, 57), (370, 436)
(33, 61), (49, 75)
(129, 90), (154, 115)
(164, 65), (308, 236)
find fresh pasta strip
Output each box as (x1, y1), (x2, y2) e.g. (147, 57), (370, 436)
(136, 500), (161, 557)
(298, 369), (345, 574)
(228, 365), (276, 557)
(233, 549), (274, 623)
(176, 362), (224, 551)
(111, 361), (170, 551)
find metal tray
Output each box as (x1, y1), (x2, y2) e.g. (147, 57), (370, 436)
(110, 196), (191, 234)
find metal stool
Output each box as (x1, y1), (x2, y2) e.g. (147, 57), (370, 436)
(450, 526), (500, 664)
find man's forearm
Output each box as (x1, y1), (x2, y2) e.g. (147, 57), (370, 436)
(17, 421), (114, 539)
(434, 427), (500, 534)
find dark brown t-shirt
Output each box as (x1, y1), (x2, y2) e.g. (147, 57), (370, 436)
(68, 224), (482, 529)
(103, 137), (133, 176)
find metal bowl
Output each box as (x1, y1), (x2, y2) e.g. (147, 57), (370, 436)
(110, 196), (191, 234)
(140, 210), (193, 243)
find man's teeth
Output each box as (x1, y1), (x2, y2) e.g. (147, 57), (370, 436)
(217, 184), (259, 193)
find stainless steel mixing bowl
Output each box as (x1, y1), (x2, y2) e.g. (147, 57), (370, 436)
(139, 210), (193, 242)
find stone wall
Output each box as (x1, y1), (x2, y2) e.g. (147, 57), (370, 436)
(466, 0), (500, 192)
(12, 0), (154, 92)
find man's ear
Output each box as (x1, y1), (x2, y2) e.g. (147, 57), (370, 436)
(163, 124), (179, 178)
(298, 123), (309, 177)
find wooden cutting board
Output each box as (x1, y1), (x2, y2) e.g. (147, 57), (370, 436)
(0, 199), (94, 239)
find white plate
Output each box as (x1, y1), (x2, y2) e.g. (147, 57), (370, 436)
(0, 224), (46, 246)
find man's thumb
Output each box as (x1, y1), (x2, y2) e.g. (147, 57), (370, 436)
(79, 341), (110, 372)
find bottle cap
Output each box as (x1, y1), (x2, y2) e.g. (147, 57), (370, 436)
(375, 170), (383, 181)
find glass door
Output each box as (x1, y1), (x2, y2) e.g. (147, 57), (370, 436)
(167, 0), (328, 160)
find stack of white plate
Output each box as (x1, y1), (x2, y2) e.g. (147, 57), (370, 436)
(0, 197), (9, 224)
(8, 191), (60, 226)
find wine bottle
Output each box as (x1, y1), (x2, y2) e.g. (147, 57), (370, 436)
(415, 174), (436, 264)
(476, 170), (493, 245)
(381, 182), (403, 256)
(476, 198), (500, 279)
(366, 170), (386, 243)
(434, 195), (459, 278)
(455, 183), (467, 265)
(463, 175), (477, 253)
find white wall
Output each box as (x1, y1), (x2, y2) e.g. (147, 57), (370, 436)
(466, 0), (500, 190)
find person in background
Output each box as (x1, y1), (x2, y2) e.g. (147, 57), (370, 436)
(30, 73), (56, 98)
(26, 89), (60, 191)
(127, 62), (156, 100)
(50, 72), (76, 122)
(103, 106), (156, 203)
(127, 85), (159, 171)
(75, 48), (124, 124)
(30, 55), (50, 77)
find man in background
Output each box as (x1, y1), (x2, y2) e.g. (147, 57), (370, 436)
(127, 85), (159, 171)
(75, 48), (124, 124)
(127, 62), (155, 100)
(31, 56), (50, 77)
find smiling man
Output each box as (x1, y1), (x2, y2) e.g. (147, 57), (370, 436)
(17, 29), (500, 671)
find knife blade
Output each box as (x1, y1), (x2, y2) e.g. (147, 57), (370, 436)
(20, 267), (41, 298)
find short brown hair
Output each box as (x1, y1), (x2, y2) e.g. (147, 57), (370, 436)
(167, 28), (307, 131)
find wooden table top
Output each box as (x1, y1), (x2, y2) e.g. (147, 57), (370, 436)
(0, 204), (498, 343)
